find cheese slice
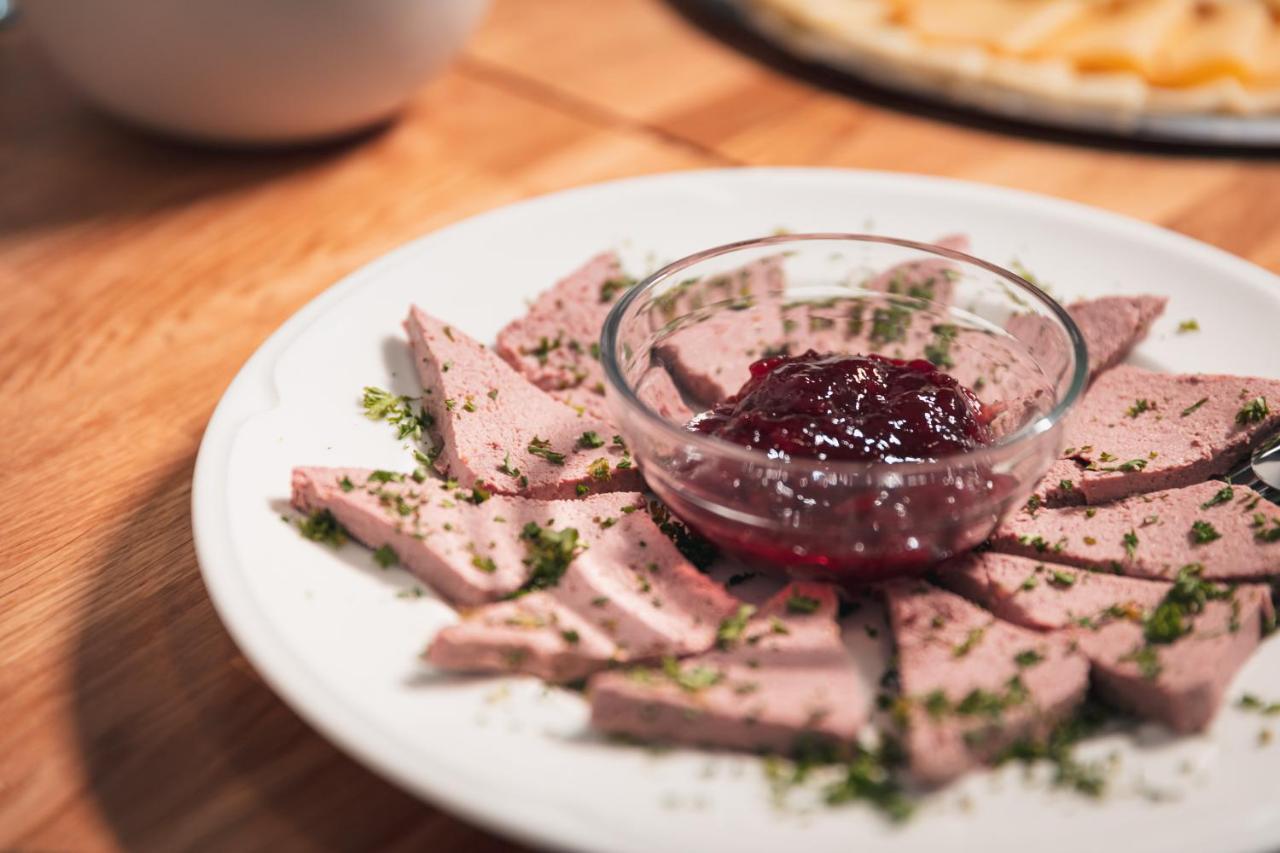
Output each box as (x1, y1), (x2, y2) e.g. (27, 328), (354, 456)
(897, 0), (1087, 53)
(1027, 0), (1192, 73)
(1148, 1), (1268, 86)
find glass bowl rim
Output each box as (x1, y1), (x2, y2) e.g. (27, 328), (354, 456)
(599, 232), (1089, 477)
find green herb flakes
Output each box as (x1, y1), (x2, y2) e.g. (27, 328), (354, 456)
(717, 605), (757, 649)
(1237, 396), (1270, 426)
(1014, 649), (1044, 668)
(361, 386), (432, 441)
(1181, 397), (1208, 417)
(786, 594), (822, 615)
(1126, 399), (1155, 418)
(511, 523), (581, 593)
(373, 544), (398, 568)
(1202, 485), (1234, 508)
(953, 627), (985, 658)
(297, 510), (347, 547)
(578, 431), (605, 449)
(1190, 520), (1221, 544)
(1048, 570), (1076, 589)
(1122, 530), (1139, 559)
(527, 436), (566, 465)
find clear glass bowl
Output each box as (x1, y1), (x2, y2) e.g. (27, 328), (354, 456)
(600, 234), (1087, 583)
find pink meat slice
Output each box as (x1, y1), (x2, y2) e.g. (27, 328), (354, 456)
(291, 466), (644, 606)
(588, 583), (870, 752)
(426, 512), (740, 682)
(655, 257), (787, 405)
(991, 481), (1280, 581)
(936, 551), (1171, 631)
(1005, 294), (1166, 385)
(885, 581), (1088, 786)
(494, 252), (629, 421)
(406, 306), (642, 500)
(1078, 584), (1273, 733)
(862, 233), (969, 304)
(1047, 366), (1280, 504)
(938, 551), (1275, 733)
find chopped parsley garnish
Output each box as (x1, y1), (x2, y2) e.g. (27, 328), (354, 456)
(1122, 530), (1139, 559)
(1181, 397), (1208, 417)
(1123, 646), (1161, 680)
(952, 627), (985, 658)
(586, 457), (611, 480)
(578, 431), (605, 449)
(923, 324), (958, 369)
(1190, 520), (1221, 544)
(953, 677), (1028, 718)
(1126, 399), (1154, 418)
(297, 510), (347, 547)
(1255, 516), (1280, 543)
(368, 469), (404, 484)
(1048, 570), (1076, 588)
(1142, 564), (1231, 646)
(575, 483), (590, 497)
(1098, 458), (1148, 473)
(1020, 534), (1050, 553)
(997, 701), (1114, 797)
(1177, 319), (1200, 334)
(561, 629), (580, 645)
(1238, 694), (1280, 715)
(599, 275), (637, 303)
(1237, 396), (1270, 425)
(1058, 480), (1074, 491)
(821, 741), (914, 823)
(786, 594), (822, 615)
(471, 554), (497, 573)
(869, 304), (910, 345)
(373, 544), (398, 568)
(1014, 649), (1044, 668)
(361, 386), (433, 441)
(1018, 573), (1038, 592)
(511, 523), (581, 594)
(497, 453), (521, 477)
(661, 656), (723, 692)
(763, 735), (913, 823)
(462, 397), (477, 413)
(339, 476), (355, 492)
(1024, 494), (1042, 516)
(716, 605), (757, 648)
(527, 436), (566, 465)
(1201, 485), (1234, 508)
(527, 335), (562, 365)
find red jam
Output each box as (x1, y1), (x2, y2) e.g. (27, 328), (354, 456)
(666, 350), (1009, 582)
(690, 351), (992, 463)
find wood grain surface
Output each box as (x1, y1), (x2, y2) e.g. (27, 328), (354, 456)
(1, 1), (1277, 850)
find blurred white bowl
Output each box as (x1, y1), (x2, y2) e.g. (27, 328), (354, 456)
(22, 0), (490, 145)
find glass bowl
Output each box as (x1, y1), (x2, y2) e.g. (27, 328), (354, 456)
(600, 234), (1087, 583)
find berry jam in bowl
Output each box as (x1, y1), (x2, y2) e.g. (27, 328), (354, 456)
(600, 234), (1087, 582)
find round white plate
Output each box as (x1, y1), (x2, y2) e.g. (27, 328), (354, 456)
(713, 0), (1280, 147)
(193, 168), (1280, 853)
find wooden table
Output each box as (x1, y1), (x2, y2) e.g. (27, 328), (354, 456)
(3, 1), (1278, 849)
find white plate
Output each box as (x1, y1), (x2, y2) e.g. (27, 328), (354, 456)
(714, 0), (1280, 147)
(193, 168), (1280, 853)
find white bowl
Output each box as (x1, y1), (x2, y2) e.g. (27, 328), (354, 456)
(22, 0), (489, 145)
